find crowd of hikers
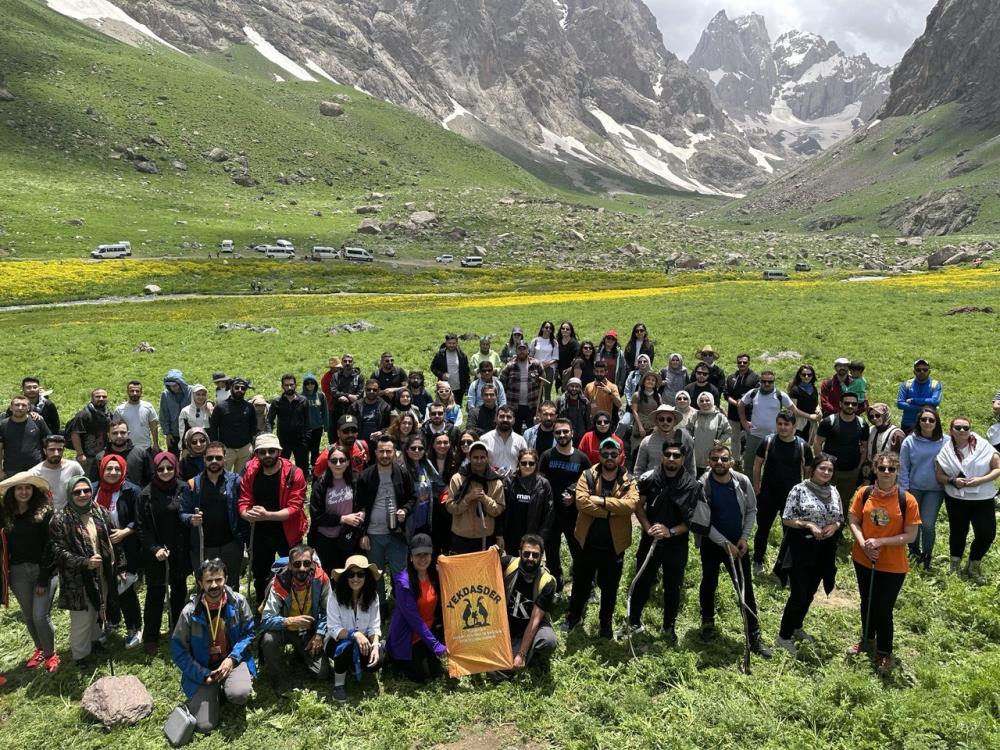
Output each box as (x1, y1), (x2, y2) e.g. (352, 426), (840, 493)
(1, 321), (999, 735)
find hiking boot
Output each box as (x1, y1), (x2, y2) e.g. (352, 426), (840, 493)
(25, 648), (45, 669)
(751, 561), (765, 577)
(598, 624), (614, 640)
(124, 631), (142, 649)
(749, 633), (772, 659)
(774, 635), (797, 656)
(967, 560), (985, 585)
(272, 678), (291, 698)
(44, 654), (61, 673)
(845, 640), (866, 656)
(663, 626), (678, 647)
(921, 553), (932, 572)
(874, 653), (892, 676)
(698, 621), (717, 642)
(792, 628), (815, 644)
(331, 685), (348, 704)
(949, 557), (962, 575)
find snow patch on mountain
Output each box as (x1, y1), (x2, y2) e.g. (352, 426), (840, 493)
(242, 25), (316, 82)
(47, 0), (184, 53)
(305, 60), (339, 84)
(442, 98), (475, 130)
(538, 126), (602, 165)
(551, 0), (569, 29)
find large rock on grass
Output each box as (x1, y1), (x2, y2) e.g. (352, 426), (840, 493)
(320, 101), (344, 117)
(880, 189), (979, 236)
(81, 676), (153, 729)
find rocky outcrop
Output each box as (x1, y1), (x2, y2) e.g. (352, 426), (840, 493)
(881, 0), (1000, 127)
(879, 189), (979, 236)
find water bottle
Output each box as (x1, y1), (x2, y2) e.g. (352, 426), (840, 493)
(388, 495), (398, 531)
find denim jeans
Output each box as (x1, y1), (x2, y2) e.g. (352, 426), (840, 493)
(908, 488), (944, 558)
(367, 533), (408, 612)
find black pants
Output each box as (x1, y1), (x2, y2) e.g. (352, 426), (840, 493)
(753, 489), (787, 564)
(251, 524), (290, 603)
(311, 533), (352, 577)
(628, 535), (688, 629)
(544, 510), (581, 590)
(307, 428), (324, 467)
(778, 561), (824, 639)
(567, 546), (624, 632)
(514, 405), (535, 433)
(393, 640), (443, 683)
(108, 580), (142, 632)
(280, 439), (310, 472)
(143, 567), (190, 642)
(449, 533), (495, 555)
(946, 497), (997, 561)
(699, 542), (759, 634)
(327, 639), (386, 674)
(853, 560), (905, 655)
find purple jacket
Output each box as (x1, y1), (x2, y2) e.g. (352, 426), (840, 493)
(386, 569), (446, 661)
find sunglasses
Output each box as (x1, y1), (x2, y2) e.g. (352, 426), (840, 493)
(231, 386), (247, 392)
(190, 437), (207, 444)
(365, 387), (380, 393)
(205, 455), (225, 462)
(655, 416), (674, 423)
(156, 466), (176, 474)
(663, 451), (684, 459)
(519, 460), (536, 467)
(554, 430), (571, 436)
(600, 452), (620, 459)
(72, 487), (92, 496)
(915, 367), (930, 372)
(340, 427), (358, 433)
(346, 570), (366, 579)
(521, 551), (541, 560)
(919, 417), (937, 424)
(952, 425), (971, 432)
(876, 466), (897, 473)
(709, 456), (730, 463)
(329, 457), (349, 465)
(595, 419), (610, 425)
(842, 402), (858, 408)
(801, 372), (814, 378)
(760, 380), (775, 385)
(290, 560), (313, 569)
(460, 439), (474, 445)
(407, 445), (426, 452)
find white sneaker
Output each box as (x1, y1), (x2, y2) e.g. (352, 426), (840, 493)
(775, 635), (797, 656)
(792, 628), (815, 644)
(124, 631), (142, 649)
(752, 561), (765, 577)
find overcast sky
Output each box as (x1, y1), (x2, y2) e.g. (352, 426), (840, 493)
(647, 1), (939, 66)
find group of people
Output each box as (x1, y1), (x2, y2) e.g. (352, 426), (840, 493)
(1, 322), (998, 733)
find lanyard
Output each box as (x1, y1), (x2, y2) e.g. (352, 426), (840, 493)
(205, 598), (224, 642)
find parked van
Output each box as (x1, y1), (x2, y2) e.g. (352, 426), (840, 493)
(435, 254), (454, 264)
(91, 241), (132, 259)
(460, 255), (484, 267)
(275, 239), (294, 250)
(762, 269), (790, 281)
(264, 247), (296, 259)
(794, 262), (811, 272)
(311, 246), (340, 260)
(220, 240), (234, 253)
(343, 246), (374, 262)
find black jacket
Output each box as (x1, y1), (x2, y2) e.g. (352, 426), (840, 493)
(267, 393), (310, 441)
(3, 396), (60, 435)
(636, 465), (708, 536)
(357, 462), (415, 537)
(138, 483), (188, 585)
(348, 397), (391, 441)
(724, 369), (761, 421)
(498, 473), (554, 543)
(431, 347), (471, 391)
(93, 480), (144, 574)
(89, 441), (153, 487)
(209, 396), (258, 448)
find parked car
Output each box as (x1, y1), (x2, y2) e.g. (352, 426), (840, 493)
(311, 246), (340, 260)
(435, 254), (454, 263)
(762, 269), (790, 281)
(264, 247), (296, 259)
(91, 241), (132, 259)
(794, 262), (811, 272)
(460, 255), (483, 267)
(343, 247), (374, 262)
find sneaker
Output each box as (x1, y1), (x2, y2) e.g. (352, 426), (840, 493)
(124, 631), (142, 649)
(874, 653), (892, 676)
(699, 621), (717, 642)
(845, 640), (866, 656)
(751, 561), (765, 577)
(331, 685), (348, 703)
(775, 635), (798, 656)
(26, 648), (45, 669)
(559, 618), (579, 634)
(663, 627), (678, 647)
(44, 654), (61, 673)
(792, 628), (815, 644)
(749, 634), (773, 659)
(618, 623), (645, 640)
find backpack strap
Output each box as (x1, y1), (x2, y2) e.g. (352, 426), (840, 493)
(861, 484), (906, 525)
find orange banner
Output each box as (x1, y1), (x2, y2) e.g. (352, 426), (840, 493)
(438, 549), (513, 677)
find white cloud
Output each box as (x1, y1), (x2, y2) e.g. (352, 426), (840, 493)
(648, 0), (939, 66)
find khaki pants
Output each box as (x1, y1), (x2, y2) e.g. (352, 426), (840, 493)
(224, 444), (252, 474)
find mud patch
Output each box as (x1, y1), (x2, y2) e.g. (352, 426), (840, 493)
(814, 587), (859, 610)
(432, 726), (547, 750)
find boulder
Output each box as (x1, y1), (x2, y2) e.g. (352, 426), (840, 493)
(143, 284), (162, 295)
(327, 320), (380, 334)
(134, 161), (159, 174)
(171, 160), (187, 171)
(81, 675), (153, 729)
(805, 215), (860, 232)
(357, 218), (382, 234)
(409, 211), (438, 227)
(354, 205), (382, 214)
(880, 190), (979, 236)
(446, 227), (467, 241)
(204, 147), (228, 162)
(142, 135), (166, 147)
(564, 229), (586, 242)
(947, 160), (982, 178)
(218, 322), (278, 334)
(232, 173), (258, 187)
(132, 341), (156, 353)
(320, 101), (344, 117)
(64, 218), (85, 226)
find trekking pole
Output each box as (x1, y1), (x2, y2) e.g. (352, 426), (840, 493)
(625, 537), (659, 659)
(863, 559), (877, 655)
(164, 550), (174, 631)
(725, 546), (752, 675)
(246, 522), (256, 607)
(195, 507), (205, 567)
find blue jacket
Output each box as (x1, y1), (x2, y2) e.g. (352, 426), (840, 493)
(896, 377), (942, 428)
(259, 565), (331, 636)
(180, 470), (248, 550)
(171, 587), (256, 698)
(899, 434), (945, 492)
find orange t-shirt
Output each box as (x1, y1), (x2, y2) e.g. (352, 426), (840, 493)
(850, 485), (921, 574)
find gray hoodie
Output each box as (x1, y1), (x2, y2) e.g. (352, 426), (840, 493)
(159, 368), (191, 439)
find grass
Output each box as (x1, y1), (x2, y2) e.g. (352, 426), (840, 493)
(1, 268), (1000, 748)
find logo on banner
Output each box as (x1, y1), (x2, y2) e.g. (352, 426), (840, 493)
(459, 595), (492, 629)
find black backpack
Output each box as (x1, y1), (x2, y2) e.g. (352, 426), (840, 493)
(742, 387), (788, 422)
(859, 484), (907, 524)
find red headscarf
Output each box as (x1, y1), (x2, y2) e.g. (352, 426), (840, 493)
(152, 451), (180, 493)
(95, 454), (127, 509)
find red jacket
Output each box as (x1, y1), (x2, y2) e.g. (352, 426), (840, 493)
(311, 441), (368, 478)
(238, 457), (307, 546)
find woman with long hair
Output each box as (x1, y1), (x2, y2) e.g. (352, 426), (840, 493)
(401, 434), (445, 541)
(499, 448), (554, 552)
(935, 415), (1000, 582)
(138, 451), (189, 654)
(326, 555), (384, 703)
(500, 326), (525, 364)
(773, 454), (843, 656)
(573, 341), (598, 387)
(597, 331), (627, 392)
(629, 371), (662, 470)
(0, 473), (59, 674)
(623, 321), (655, 372)
(386, 534), (446, 682)
(429, 432), (458, 555)
(529, 321), (559, 400)
(309, 446), (364, 575)
(555, 321), (579, 391)
(387, 412), (420, 452)
(899, 406), (945, 570)
(788, 364), (822, 441)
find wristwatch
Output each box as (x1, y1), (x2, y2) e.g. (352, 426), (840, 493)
(667, 527), (675, 538)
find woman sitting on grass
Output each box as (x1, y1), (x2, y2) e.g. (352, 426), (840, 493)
(386, 534), (446, 683)
(326, 555), (384, 703)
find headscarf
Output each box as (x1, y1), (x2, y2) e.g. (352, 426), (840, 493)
(593, 410), (613, 438)
(64, 475), (95, 517)
(95, 454), (127, 509)
(868, 402), (894, 433)
(184, 426), (209, 453)
(152, 451), (179, 493)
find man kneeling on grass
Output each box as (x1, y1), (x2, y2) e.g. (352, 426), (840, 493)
(171, 558), (256, 735)
(491, 533), (558, 680)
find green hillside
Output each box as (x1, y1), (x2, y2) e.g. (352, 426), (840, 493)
(708, 103), (1000, 238)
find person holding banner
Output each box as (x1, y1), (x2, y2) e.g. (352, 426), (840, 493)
(446, 441), (505, 553)
(325, 554), (384, 703)
(386, 534), (447, 683)
(563, 438), (638, 639)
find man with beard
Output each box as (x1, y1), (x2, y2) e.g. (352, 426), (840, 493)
(524, 401), (558, 455)
(737, 370), (793, 473)
(114, 380), (159, 452)
(500, 341), (545, 432)
(633, 405), (696, 477)
(724, 354), (759, 466)
(29, 434), (83, 511)
(371, 352), (407, 402)
(267, 374), (310, 470)
(481, 406), (527, 475)
(420, 403), (460, 447)
(628, 440), (708, 644)
(563, 438), (637, 639)
(311, 415), (369, 478)
(584, 360), (622, 428)
(430, 333), (471, 406)
(88, 417), (153, 486)
(322, 355), (363, 441)
(0, 395), (50, 478)
(492, 534), (557, 679)
(696, 443), (771, 659)
(171, 558), (256, 736)
(556, 377), (590, 447)
(538, 418), (590, 597)
(259, 544), (331, 696)
(69, 388), (111, 472)
(696, 345), (727, 394)
(467, 360), (507, 410)
(181, 441), (244, 589)
(209, 378), (259, 473)
(814, 392), (869, 517)
(467, 384), (500, 432)
(820, 357), (854, 417)
(159, 369), (192, 457)
(349, 379), (391, 447)
(406, 370), (433, 417)
(6, 376), (60, 433)
(238, 434), (307, 603)
(446, 440), (505, 553)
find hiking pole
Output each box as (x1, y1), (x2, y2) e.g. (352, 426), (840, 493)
(164, 550), (174, 631)
(195, 507), (205, 567)
(863, 559), (877, 655)
(246, 522), (256, 608)
(625, 537), (659, 659)
(725, 546), (752, 675)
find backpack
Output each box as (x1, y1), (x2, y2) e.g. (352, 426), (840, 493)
(859, 484), (907, 525)
(742, 387), (788, 422)
(761, 434), (807, 476)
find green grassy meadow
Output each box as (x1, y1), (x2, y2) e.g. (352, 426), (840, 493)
(1, 269), (999, 749)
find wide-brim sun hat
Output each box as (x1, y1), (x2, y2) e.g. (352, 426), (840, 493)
(332, 554), (382, 581)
